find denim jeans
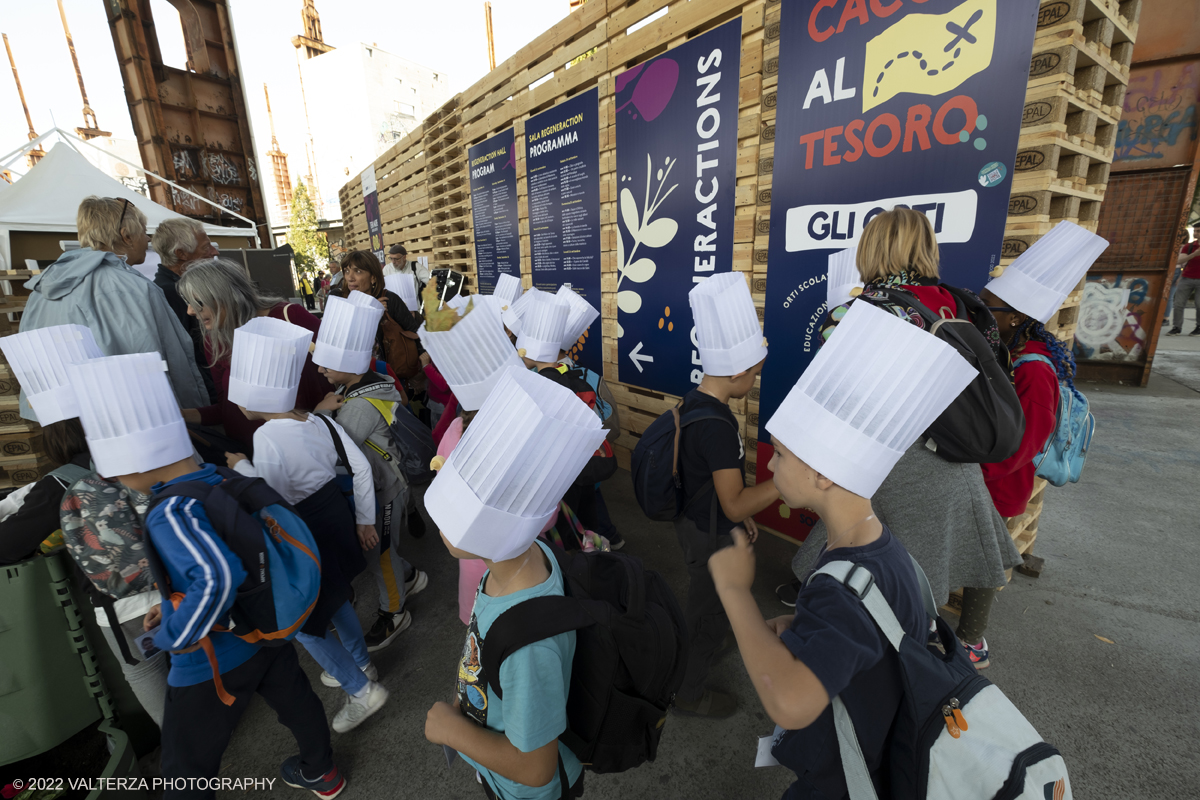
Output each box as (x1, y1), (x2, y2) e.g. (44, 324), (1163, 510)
(295, 600), (370, 694)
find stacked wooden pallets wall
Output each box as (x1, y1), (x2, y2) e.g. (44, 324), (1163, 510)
(0, 271), (48, 489)
(336, 0), (1141, 555)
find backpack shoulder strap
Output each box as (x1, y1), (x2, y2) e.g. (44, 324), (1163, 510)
(832, 697), (882, 800)
(805, 561), (907, 652)
(480, 594), (595, 700)
(313, 413), (354, 479)
(49, 463), (92, 488)
(1013, 353), (1053, 369)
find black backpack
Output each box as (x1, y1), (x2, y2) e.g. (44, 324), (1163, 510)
(630, 403), (736, 521)
(862, 286), (1025, 464)
(481, 546), (687, 774)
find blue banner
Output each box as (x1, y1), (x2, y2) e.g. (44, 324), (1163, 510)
(526, 87), (602, 372)
(469, 128), (521, 294)
(360, 166), (383, 264)
(615, 20), (743, 396)
(756, 0), (1038, 540)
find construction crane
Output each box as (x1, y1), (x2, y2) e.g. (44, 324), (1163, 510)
(2, 32), (45, 167)
(485, 2), (496, 71)
(57, 0), (109, 140)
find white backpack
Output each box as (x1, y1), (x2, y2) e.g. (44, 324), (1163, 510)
(810, 561), (1071, 800)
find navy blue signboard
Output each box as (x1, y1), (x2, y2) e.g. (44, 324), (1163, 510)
(526, 87), (602, 372)
(615, 20), (743, 396)
(756, 0), (1039, 541)
(468, 128), (521, 294)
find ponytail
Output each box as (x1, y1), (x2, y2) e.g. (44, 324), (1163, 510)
(1009, 319), (1078, 394)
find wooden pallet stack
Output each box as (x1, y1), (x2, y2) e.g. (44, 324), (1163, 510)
(0, 269), (50, 489)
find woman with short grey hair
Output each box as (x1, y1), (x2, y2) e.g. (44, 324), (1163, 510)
(178, 258), (328, 451)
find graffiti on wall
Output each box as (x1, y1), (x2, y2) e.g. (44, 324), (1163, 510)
(1113, 61), (1200, 170)
(1074, 273), (1164, 361)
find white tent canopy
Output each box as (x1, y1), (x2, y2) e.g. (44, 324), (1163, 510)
(0, 143), (253, 269)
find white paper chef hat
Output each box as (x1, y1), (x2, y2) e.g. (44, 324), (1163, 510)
(228, 317), (314, 413)
(446, 293), (472, 313)
(425, 366), (607, 560)
(827, 245), (865, 310)
(689, 272), (767, 376)
(68, 352), (193, 477)
(491, 273), (524, 310)
(1, 324), (103, 424)
(556, 284), (599, 353)
(515, 290), (569, 362)
(502, 285), (540, 336)
(984, 221), (1109, 324)
(384, 273), (420, 312)
(765, 301), (977, 499)
(419, 303), (524, 411)
(313, 291), (384, 374)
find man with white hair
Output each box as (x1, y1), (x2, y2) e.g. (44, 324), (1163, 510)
(151, 217), (219, 401)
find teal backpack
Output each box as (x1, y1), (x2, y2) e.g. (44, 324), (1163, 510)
(1013, 354), (1095, 487)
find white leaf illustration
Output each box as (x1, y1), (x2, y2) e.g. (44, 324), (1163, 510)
(617, 322), (624, 338)
(620, 188), (640, 236)
(623, 258), (656, 283)
(639, 218), (678, 248)
(617, 290), (643, 313)
(617, 227), (625, 274)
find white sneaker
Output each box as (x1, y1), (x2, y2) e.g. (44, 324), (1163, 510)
(320, 662), (378, 688)
(331, 681), (389, 733)
(405, 569), (429, 597)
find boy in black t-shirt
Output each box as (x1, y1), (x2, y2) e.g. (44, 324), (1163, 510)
(675, 274), (781, 718)
(709, 300), (977, 798)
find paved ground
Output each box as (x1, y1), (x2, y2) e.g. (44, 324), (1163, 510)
(212, 335), (1200, 800)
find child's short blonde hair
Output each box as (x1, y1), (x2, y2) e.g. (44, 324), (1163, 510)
(76, 196), (147, 252)
(856, 208), (940, 283)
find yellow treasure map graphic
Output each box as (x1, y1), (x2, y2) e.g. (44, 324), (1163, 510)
(862, 0), (996, 113)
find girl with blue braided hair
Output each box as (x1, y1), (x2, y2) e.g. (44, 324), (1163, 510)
(975, 220), (1109, 669)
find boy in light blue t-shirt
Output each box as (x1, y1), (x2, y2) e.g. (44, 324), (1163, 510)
(422, 367), (607, 800)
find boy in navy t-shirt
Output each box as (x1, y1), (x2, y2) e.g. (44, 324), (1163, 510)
(709, 301), (978, 798)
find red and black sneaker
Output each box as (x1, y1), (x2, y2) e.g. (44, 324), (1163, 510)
(280, 756), (346, 799)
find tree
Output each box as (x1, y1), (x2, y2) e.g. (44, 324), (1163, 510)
(288, 179), (324, 277)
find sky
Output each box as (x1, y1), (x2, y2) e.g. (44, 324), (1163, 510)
(0, 0), (571, 203)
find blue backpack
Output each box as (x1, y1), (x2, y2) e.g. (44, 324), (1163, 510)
(1014, 354), (1095, 487)
(146, 468), (322, 648)
(630, 404), (736, 522)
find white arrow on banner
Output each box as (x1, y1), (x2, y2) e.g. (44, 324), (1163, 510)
(629, 341), (654, 373)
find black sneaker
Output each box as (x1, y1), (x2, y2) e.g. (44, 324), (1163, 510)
(606, 531), (626, 551)
(364, 610), (412, 652)
(1191, 328), (1200, 336)
(1167, 327), (1183, 335)
(775, 579), (801, 608)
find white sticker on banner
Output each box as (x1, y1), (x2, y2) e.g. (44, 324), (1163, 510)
(785, 190), (978, 252)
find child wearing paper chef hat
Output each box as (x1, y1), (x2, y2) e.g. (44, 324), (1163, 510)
(422, 366), (603, 799)
(707, 301), (977, 796)
(313, 290), (436, 651)
(971, 221), (1107, 664)
(66, 350), (350, 795)
(0, 327), (172, 726)
(666, 271), (780, 719)
(223, 315), (392, 734)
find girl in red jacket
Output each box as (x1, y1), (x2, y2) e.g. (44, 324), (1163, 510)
(973, 220), (1109, 668)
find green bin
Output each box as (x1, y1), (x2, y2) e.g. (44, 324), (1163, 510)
(0, 555), (101, 765)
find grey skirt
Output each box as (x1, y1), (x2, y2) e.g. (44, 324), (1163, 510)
(791, 439), (1022, 606)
